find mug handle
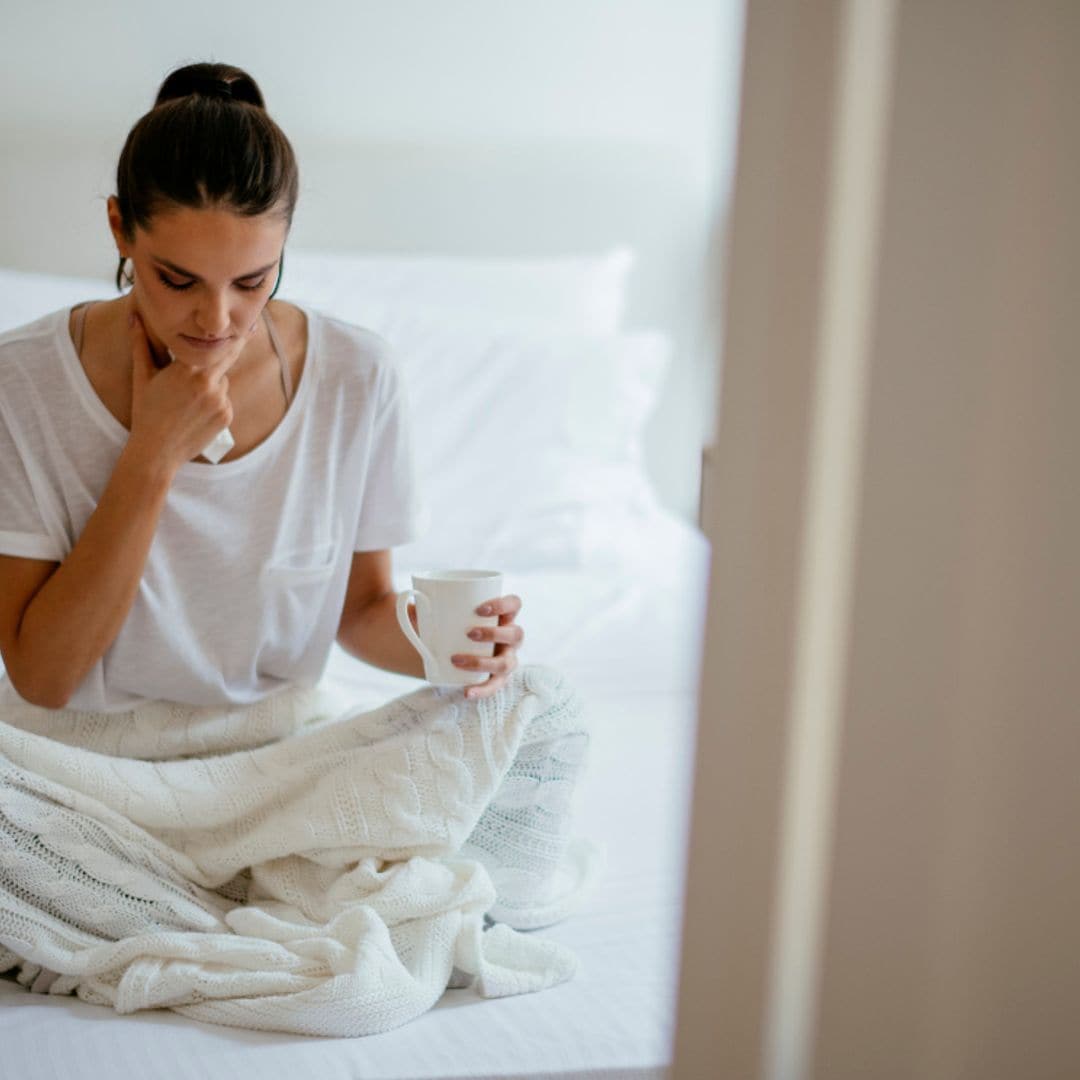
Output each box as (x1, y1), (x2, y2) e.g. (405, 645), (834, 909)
(396, 589), (436, 670)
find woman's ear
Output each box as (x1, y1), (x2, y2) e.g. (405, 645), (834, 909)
(269, 249), (285, 299)
(106, 196), (129, 255)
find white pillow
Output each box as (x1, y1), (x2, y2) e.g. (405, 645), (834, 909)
(364, 311), (671, 573)
(281, 247), (636, 334)
(0, 267), (113, 334)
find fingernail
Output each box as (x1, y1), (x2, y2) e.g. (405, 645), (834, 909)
(467, 629), (483, 640)
(477, 604), (493, 616)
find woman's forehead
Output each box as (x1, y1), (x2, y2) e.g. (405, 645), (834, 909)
(135, 204), (286, 269)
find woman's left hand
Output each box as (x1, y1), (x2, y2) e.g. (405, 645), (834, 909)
(453, 594), (524, 700)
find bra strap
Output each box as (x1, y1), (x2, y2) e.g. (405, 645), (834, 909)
(72, 302), (93, 356)
(263, 307), (293, 405)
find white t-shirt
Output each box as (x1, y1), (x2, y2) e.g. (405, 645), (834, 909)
(0, 305), (424, 712)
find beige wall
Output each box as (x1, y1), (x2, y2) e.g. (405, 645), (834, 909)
(676, 2), (1080, 1077)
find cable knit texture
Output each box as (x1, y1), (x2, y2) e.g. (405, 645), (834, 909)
(0, 665), (596, 1036)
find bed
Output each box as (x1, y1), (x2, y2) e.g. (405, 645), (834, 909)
(0, 143), (711, 1078)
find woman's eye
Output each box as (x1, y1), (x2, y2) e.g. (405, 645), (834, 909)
(158, 272), (193, 291)
(156, 272), (265, 292)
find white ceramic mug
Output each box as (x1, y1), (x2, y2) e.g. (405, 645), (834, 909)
(395, 570), (503, 686)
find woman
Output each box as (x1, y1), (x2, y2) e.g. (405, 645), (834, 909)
(0, 63), (591, 1036)
(1, 62), (522, 709)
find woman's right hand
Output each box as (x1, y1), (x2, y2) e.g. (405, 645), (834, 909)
(126, 306), (236, 469)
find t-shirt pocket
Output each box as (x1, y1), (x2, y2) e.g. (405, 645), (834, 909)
(258, 531), (341, 677)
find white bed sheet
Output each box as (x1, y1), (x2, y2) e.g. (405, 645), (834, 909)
(0, 515), (709, 1079)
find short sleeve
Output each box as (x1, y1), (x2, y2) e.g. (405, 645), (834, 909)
(0, 402), (63, 561)
(353, 361), (428, 551)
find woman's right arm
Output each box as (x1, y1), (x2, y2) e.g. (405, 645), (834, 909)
(0, 445), (174, 708)
(0, 308), (236, 709)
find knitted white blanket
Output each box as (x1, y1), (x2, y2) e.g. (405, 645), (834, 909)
(0, 665), (596, 1036)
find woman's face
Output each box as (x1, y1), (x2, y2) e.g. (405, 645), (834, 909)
(108, 199), (288, 370)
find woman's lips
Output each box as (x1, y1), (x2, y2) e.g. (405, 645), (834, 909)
(180, 334), (231, 349)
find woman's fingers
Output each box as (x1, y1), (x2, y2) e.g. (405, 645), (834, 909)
(470, 594), (524, 644)
(474, 594), (522, 621)
(466, 624), (524, 646)
(457, 593), (523, 698)
(464, 674), (509, 700)
(461, 666), (516, 700)
(451, 650), (518, 676)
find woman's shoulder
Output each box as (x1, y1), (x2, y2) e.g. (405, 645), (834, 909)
(299, 304), (393, 358)
(0, 306), (67, 351)
(293, 303), (401, 385)
(0, 308), (69, 385)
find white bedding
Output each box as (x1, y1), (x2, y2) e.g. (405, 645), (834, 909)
(0, 515), (707, 1079)
(0, 687), (698, 1079)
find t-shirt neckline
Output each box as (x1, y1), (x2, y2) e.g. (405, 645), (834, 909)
(55, 303), (317, 478)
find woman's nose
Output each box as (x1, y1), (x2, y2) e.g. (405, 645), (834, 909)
(195, 291), (231, 336)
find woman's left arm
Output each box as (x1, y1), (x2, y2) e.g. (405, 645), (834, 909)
(336, 550), (524, 699)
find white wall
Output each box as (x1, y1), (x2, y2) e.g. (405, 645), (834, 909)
(4, 1), (729, 154)
(1, 1), (745, 519)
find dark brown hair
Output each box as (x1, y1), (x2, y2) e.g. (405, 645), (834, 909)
(114, 63), (298, 289)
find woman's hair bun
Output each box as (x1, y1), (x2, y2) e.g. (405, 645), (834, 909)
(155, 62), (265, 108)
(113, 60), (298, 261)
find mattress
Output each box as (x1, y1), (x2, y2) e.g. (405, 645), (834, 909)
(0, 513), (709, 1080)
